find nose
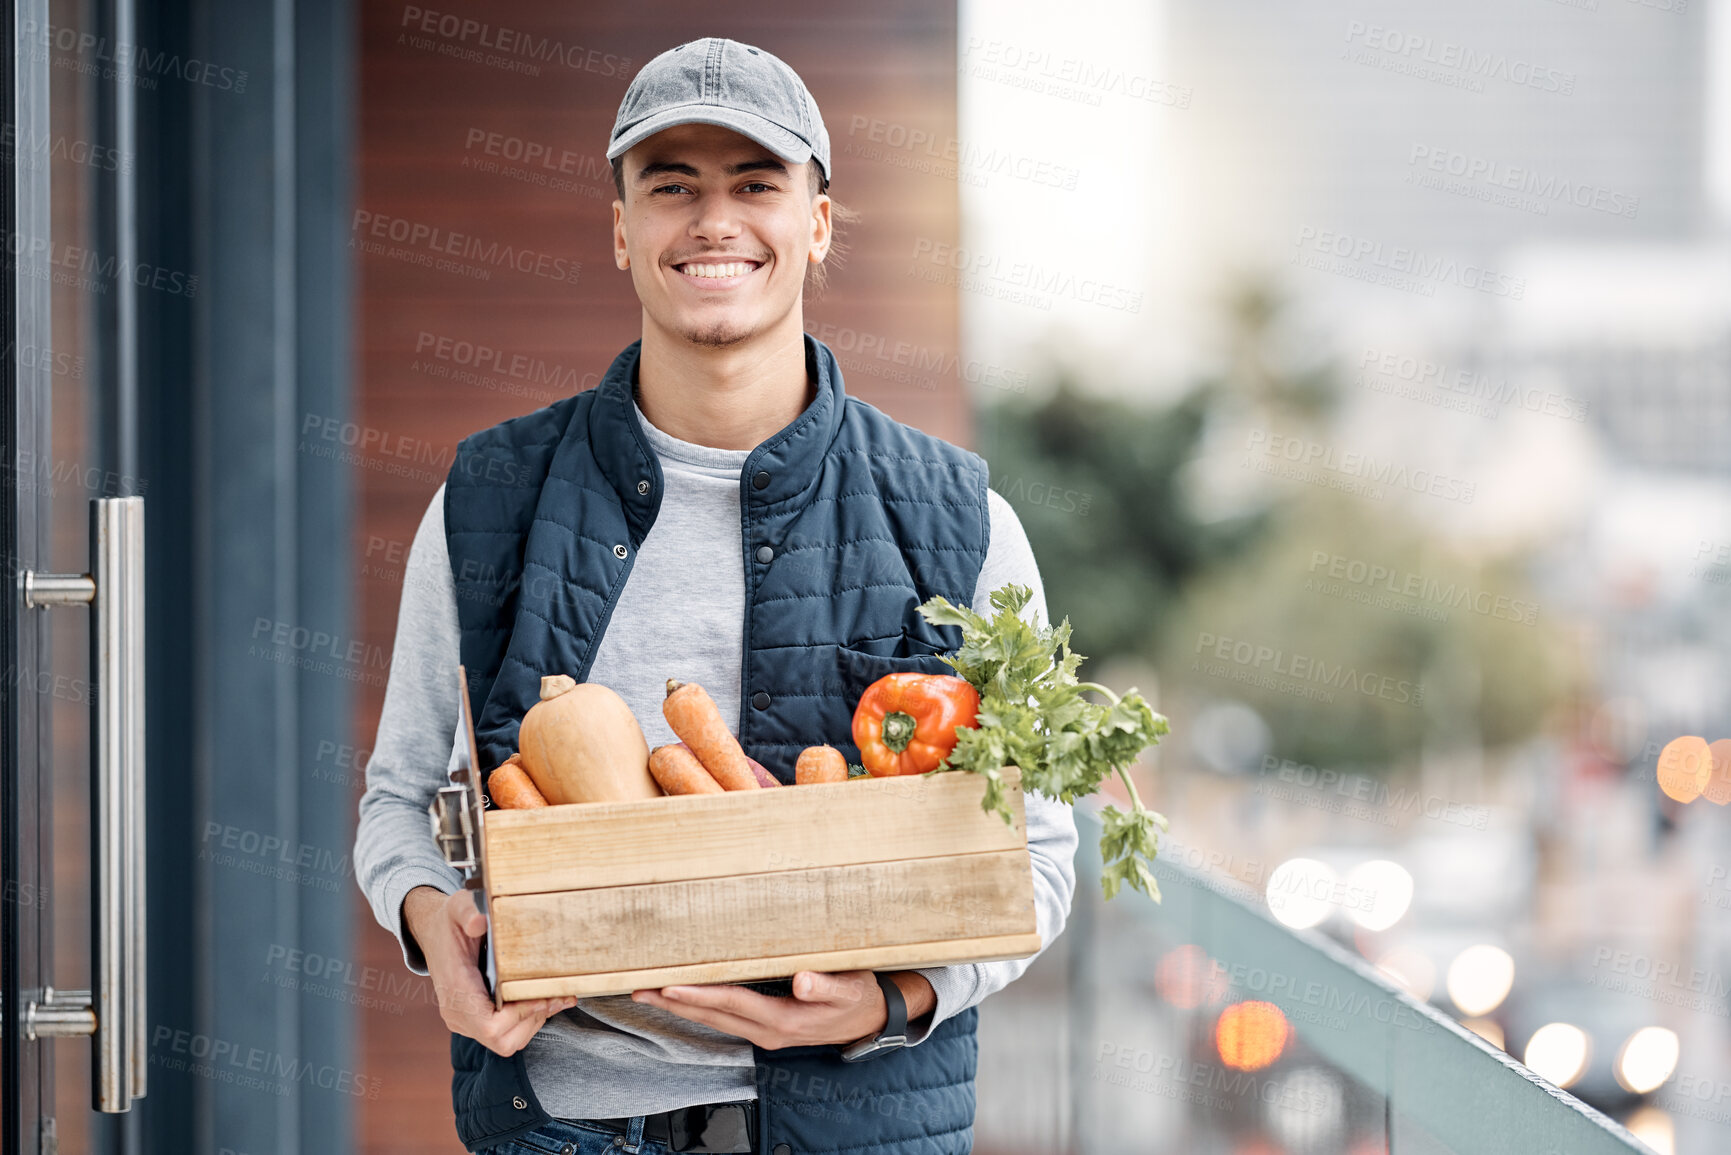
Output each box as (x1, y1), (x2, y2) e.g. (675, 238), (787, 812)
(686, 189), (744, 245)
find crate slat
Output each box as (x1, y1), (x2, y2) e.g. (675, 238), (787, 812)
(491, 849), (1037, 981)
(495, 932), (1046, 1001)
(484, 767), (1027, 896)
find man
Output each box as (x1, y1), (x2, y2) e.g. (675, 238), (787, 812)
(355, 37), (1078, 1155)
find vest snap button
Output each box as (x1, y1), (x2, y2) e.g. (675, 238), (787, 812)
(752, 691), (771, 710)
(752, 470), (770, 490)
(755, 545), (774, 564)
(637, 479), (650, 495)
(512, 1096), (527, 1110)
(774, 1145), (792, 1155)
(613, 544), (629, 560)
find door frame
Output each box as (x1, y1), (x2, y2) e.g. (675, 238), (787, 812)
(3, 0), (62, 1148)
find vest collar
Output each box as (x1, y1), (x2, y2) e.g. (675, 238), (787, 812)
(584, 331), (848, 543)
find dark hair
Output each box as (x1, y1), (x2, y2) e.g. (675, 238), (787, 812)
(610, 156), (857, 297)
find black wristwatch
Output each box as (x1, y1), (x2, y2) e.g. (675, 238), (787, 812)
(839, 972), (908, 1062)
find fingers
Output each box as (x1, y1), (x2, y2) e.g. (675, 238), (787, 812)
(653, 985), (771, 1018)
(793, 970), (873, 1006)
(488, 1008), (547, 1056)
(473, 996), (579, 1056)
(445, 888), (488, 938)
(637, 992), (776, 1046)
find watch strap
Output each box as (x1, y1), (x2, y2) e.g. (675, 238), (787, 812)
(875, 971), (907, 1038)
(838, 972), (908, 1061)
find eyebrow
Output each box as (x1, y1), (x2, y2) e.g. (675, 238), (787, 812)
(633, 158), (791, 184)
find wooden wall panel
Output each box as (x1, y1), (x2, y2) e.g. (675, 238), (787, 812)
(354, 2), (962, 1151)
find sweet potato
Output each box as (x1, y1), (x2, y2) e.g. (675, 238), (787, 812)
(663, 679), (759, 790)
(746, 756), (781, 788)
(795, 745), (848, 785)
(648, 742), (725, 796)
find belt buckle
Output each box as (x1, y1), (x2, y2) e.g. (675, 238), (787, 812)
(666, 1101), (755, 1153)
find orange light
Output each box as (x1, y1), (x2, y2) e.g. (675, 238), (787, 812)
(1656, 736), (1711, 803)
(1215, 1000), (1289, 1071)
(1155, 944), (1230, 1009)
(1704, 740), (1731, 806)
(1228, 1141), (1284, 1155)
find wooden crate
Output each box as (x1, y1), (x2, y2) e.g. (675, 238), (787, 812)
(483, 767), (1040, 1000)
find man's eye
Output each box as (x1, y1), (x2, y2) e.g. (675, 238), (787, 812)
(743, 182), (775, 193)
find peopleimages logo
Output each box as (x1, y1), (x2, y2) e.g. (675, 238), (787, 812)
(1244, 429), (1477, 504)
(908, 238), (1144, 313)
(19, 18), (249, 92)
(1406, 145), (1638, 219)
(397, 6), (632, 78)
(845, 115), (1081, 191)
(1193, 630), (1424, 707)
(1341, 21), (1576, 96)
(1293, 227), (1525, 300)
(1306, 550), (1538, 626)
(349, 210), (581, 285)
(1357, 347), (1589, 423)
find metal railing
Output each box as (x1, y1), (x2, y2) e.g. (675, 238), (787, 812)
(1046, 805), (1652, 1155)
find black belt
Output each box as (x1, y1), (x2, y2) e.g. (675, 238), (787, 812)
(581, 1099), (757, 1153)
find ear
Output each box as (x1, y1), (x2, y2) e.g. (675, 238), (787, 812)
(808, 190), (833, 267)
(613, 199), (630, 270)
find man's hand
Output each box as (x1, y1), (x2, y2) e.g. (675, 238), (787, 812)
(630, 970), (936, 1050)
(403, 885), (579, 1057)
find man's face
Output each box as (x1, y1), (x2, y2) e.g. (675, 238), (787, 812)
(613, 123), (831, 350)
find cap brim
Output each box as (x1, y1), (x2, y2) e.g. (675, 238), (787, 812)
(608, 103), (815, 169)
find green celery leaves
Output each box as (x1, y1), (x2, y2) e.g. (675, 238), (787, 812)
(919, 584), (1171, 902)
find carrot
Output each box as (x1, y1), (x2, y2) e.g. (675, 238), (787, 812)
(489, 755), (549, 809)
(663, 679), (760, 791)
(648, 742), (725, 796)
(795, 745), (848, 785)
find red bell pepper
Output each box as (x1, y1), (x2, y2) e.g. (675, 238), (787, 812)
(851, 672), (980, 777)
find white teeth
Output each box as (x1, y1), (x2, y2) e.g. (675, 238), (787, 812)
(679, 262), (755, 278)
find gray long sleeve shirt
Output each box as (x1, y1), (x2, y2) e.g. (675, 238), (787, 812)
(353, 400), (1079, 1120)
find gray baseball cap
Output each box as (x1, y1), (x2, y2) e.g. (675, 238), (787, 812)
(607, 37), (831, 191)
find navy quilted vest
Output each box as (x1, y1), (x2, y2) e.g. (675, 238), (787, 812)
(443, 333), (991, 1154)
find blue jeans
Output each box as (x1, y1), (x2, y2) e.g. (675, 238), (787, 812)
(484, 1116), (673, 1155)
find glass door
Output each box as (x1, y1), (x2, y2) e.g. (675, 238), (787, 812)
(3, 0), (145, 1151)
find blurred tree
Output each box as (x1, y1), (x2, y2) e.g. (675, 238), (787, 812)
(978, 279), (1570, 772)
(1159, 493), (1572, 770)
(979, 379), (1261, 660)
(977, 281), (1330, 662)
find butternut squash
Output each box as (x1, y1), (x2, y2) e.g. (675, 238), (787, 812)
(518, 675), (663, 804)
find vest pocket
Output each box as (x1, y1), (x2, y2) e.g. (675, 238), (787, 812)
(833, 641), (955, 703)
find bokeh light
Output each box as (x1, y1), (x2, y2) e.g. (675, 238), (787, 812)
(1154, 943), (1230, 1009)
(1656, 736), (1711, 803)
(1704, 739), (1731, 806)
(1446, 944), (1516, 1017)
(1614, 1027), (1680, 1095)
(1216, 1000), (1290, 1072)
(1624, 1107), (1675, 1155)
(1374, 945), (1436, 1002)
(1463, 1018), (1506, 1051)
(1264, 1065), (1344, 1151)
(1266, 857), (1339, 929)
(1345, 859), (1414, 932)
(1523, 1022), (1591, 1089)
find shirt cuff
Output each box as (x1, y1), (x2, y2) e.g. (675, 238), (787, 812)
(377, 862), (461, 975)
(902, 965), (982, 1046)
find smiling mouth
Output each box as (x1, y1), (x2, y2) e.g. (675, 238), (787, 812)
(673, 259), (763, 287)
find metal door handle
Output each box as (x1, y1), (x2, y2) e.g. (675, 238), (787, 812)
(19, 496), (146, 1112)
